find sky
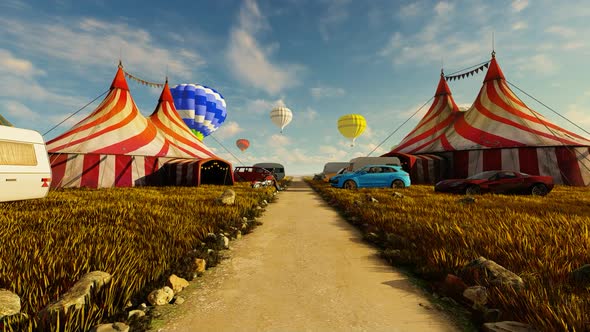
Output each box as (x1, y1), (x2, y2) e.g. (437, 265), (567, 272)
(1, 0), (589, 176)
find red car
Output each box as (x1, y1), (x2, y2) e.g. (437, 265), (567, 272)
(434, 170), (554, 196)
(233, 166), (277, 186)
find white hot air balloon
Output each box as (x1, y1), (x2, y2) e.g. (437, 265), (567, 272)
(270, 106), (293, 133)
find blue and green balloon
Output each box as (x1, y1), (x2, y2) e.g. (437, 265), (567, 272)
(170, 84), (227, 140)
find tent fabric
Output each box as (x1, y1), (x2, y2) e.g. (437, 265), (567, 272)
(444, 56), (590, 151)
(46, 67), (179, 157)
(148, 82), (216, 159)
(163, 158), (234, 186)
(391, 73), (461, 154)
(382, 152), (446, 184)
(0, 114), (13, 127)
(446, 146), (590, 185)
(49, 153), (160, 188)
(384, 54), (590, 186)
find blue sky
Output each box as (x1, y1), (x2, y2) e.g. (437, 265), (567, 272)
(1, 0), (589, 175)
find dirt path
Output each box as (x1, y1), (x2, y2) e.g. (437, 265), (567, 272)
(155, 179), (458, 332)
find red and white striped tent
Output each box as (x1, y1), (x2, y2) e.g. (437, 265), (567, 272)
(381, 73), (458, 183)
(384, 53), (590, 186)
(47, 65), (232, 188)
(148, 82), (234, 186)
(389, 72), (462, 154)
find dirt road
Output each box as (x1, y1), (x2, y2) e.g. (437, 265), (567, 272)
(156, 179), (458, 332)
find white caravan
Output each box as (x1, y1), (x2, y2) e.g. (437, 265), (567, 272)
(253, 162), (285, 180)
(321, 162), (350, 181)
(347, 156), (401, 172)
(0, 126), (52, 202)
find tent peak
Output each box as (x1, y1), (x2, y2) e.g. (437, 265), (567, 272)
(158, 81), (173, 103)
(110, 66), (129, 91)
(435, 73), (452, 97)
(483, 54), (505, 83)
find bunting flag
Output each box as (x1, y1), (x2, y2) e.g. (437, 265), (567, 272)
(445, 62), (490, 81)
(123, 69), (165, 88)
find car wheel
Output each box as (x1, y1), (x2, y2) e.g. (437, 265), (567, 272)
(391, 180), (405, 188)
(465, 185), (481, 195)
(531, 183), (548, 196)
(343, 180), (357, 190)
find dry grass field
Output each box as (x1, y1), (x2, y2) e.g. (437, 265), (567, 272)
(306, 180), (590, 332)
(0, 182), (278, 331)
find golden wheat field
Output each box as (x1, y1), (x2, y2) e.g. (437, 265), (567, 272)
(306, 179), (590, 332)
(0, 182), (278, 332)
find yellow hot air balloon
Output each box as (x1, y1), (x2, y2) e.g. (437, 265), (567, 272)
(337, 114), (366, 147)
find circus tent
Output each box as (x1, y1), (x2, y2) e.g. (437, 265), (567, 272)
(148, 81), (234, 186)
(47, 64), (232, 188)
(0, 114), (13, 127)
(381, 72), (460, 183)
(384, 53), (590, 186)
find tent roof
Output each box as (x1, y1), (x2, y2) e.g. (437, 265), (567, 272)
(46, 66), (180, 157)
(148, 81), (217, 159)
(388, 54), (590, 155)
(443, 54), (590, 151)
(0, 114), (13, 127)
(391, 73), (461, 154)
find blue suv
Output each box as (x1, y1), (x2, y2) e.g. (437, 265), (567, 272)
(329, 165), (411, 189)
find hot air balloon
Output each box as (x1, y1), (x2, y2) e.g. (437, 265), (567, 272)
(170, 84), (227, 140)
(236, 138), (250, 152)
(337, 114), (366, 147)
(270, 106), (293, 133)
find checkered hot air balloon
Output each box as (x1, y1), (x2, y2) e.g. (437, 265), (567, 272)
(270, 106), (292, 134)
(170, 84), (227, 140)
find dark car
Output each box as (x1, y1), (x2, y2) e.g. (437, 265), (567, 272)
(434, 170), (554, 196)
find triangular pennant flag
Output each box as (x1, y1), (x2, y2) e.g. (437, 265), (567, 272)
(475, 68), (479, 74)
(484, 63), (489, 68)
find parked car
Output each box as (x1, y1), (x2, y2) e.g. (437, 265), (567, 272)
(329, 165), (411, 189)
(434, 170), (554, 196)
(253, 162), (285, 180)
(234, 166), (281, 189)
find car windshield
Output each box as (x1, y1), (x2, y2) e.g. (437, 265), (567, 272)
(466, 171), (498, 180)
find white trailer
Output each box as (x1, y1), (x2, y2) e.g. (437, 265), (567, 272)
(348, 156), (401, 172)
(253, 162), (285, 180)
(0, 126), (52, 202)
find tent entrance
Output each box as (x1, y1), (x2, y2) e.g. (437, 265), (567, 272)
(200, 160), (233, 185)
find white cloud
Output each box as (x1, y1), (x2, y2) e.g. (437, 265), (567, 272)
(0, 50), (85, 107)
(299, 107), (319, 121)
(212, 121), (244, 139)
(310, 86), (345, 99)
(0, 49), (43, 77)
(3, 100), (39, 121)
(546, 26), (575, 38)
(0, 17), (205, 80)
(240, 98), (287, 114)
(565, 104), (590, 128)
(226, 0), (303, 95)
(512, 22), (527, 30)
(318, 0), (351, 41)
(516, 54), (557, 75)
(398, 3), (423, 18)
(1, 0), (30, 10)
(434, 1), (454, 16)
(268, 134), (291, 148)
(563, 41), (585, 50)
(511, 0), (529, 12)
